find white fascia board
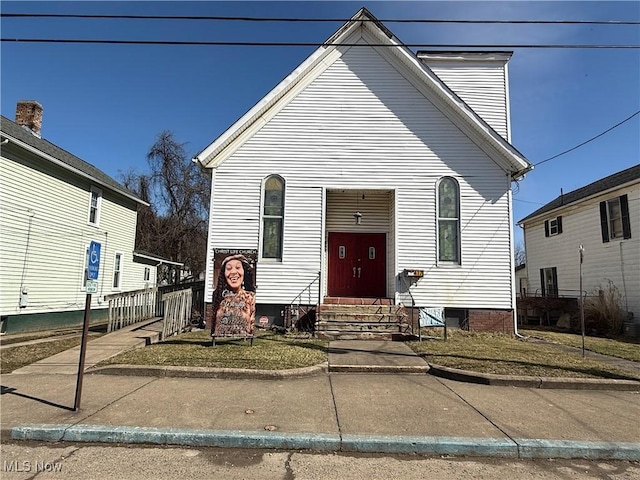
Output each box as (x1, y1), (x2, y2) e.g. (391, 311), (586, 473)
(417, 51), (513, 63)
(367, 27), (531, 178)
(2, 134), (149, 206)
(194, 14), (372, 169)
(133, 252), (184, 267)
(517, 178), (640, 226)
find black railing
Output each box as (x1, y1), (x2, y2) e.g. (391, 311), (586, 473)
(285, 273), (320, 332)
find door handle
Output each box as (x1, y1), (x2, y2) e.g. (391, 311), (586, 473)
(358, 267), (361, 278)
(353, 267), (356, 278)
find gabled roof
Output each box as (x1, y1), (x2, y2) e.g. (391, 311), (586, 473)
(133, 250), (184, 267)
(518, 164), (640, 224)
(193, 8), (532, 180)
(1, 115), (147, 205)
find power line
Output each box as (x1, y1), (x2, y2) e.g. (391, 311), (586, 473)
(534, 110), (640, 166)
(1, 38), (638, 48)
(2, 13), (639, 25)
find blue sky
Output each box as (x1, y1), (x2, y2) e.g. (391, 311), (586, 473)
(2, 1), (639, 246)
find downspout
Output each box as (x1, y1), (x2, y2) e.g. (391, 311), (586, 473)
(507, 175), (523, 338)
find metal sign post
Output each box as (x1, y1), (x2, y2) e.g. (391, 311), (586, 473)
(74, 241), (100, 411)
(579, 245), (585, 358)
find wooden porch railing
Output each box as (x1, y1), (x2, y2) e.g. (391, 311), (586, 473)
(106, 287), (160, 333)
(162, 288), (193, 339)
(105, 281), (204, 334)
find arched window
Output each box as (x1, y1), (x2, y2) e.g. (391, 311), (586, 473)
(437, 177), (460, 264)
(262, 175), (285, 260)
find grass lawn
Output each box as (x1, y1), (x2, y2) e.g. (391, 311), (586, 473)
(3, 327), (638, 380)
(1, 337), (84, 373)
(407, 330), (640, 380)
(98, 330), (328, 370)
(520, 328), (640, 362)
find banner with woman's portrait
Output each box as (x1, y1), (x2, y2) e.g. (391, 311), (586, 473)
(211, 249), (258, 340)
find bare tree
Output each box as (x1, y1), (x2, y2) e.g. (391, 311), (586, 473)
(514, 240), (526, 267)
(120, 131), (210, 281)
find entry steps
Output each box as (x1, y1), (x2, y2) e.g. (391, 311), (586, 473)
(316, 303), (412, 340)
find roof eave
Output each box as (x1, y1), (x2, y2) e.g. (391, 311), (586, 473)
(2, 133), (149, 206)
(193, 10), (377, 169)
(517, 176), (640, 225)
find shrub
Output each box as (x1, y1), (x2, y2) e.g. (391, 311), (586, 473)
(583, 280), (626, 337)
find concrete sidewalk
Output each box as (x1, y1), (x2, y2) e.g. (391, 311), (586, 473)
(2, 368), (639, 460)
(9, 318), (164, 375)
(2, 326), (640, 460)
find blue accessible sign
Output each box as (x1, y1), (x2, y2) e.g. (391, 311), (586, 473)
(87, 241), (101, 280)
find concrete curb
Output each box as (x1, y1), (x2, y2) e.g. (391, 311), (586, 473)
(328, 365), (429, 374)
(10, 424), (640, 460)
(428, 364), (640, 391)
(88, 363), (329, 379)
(87, 362), (640, 391)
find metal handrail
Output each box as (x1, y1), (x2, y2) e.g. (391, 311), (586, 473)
(286, 273), (321, 331)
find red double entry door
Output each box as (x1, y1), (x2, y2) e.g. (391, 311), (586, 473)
(327, 232), (386, 298)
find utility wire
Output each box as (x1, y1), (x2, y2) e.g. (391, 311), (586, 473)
(2, 13), (639, 24)
(534, 110), (640, 166)
(1, 38), (638, 48)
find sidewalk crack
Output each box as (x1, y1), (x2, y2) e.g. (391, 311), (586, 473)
(328, 373), (343, 449)
(67, 377), (160, 430)
(435, 377), (520, 451)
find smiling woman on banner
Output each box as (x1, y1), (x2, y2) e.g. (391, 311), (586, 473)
(211, 254), (256, 340)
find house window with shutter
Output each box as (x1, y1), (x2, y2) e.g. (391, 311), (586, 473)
(600, 195), (631, 243)
(437, 177), (461, 264)
(113, 252), (123, 290)
(544, 216), (563, 237)
(82, 245), (90, 288)
(540, 267), (558, 297)
(261, 175), (285, 260)
(88, 187), (102, 226)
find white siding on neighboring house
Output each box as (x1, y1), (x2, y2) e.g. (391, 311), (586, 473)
(523, 184), (639, 318)
(0, 144), (140, 317)
(206, 41), (515, 309)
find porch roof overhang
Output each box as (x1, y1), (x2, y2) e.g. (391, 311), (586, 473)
(193, 8), (533, 181)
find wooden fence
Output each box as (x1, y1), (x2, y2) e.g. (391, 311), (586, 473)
(161, 288), (193, 339)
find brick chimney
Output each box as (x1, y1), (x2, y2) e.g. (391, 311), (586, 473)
(15, 101), (43, 137)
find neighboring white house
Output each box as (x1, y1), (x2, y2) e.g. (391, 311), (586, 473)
(517, 164), (640, 323)
(194, 9), (533, 332)
(0, 101), (155, 333)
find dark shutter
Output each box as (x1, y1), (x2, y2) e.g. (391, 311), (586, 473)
(539, 269), (546, 297)
(620, 194), (631, 239)
(557, 216), (563, 234)
(599, 201), (609, 243)
(544, 220), (550, 237)
(551, 267), (558, 297)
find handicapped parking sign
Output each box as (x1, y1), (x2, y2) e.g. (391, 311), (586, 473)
(87, 241), (101, 280)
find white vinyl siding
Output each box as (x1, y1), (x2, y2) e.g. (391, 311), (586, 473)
(0, 147), (141, 316)
(523, 184), (639, 317)
(421, 57), (510, 140)
(206, 42), (515, 310)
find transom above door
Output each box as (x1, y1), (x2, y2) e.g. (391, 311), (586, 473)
(327, 232), (386, 298)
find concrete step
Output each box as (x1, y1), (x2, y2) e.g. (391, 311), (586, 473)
(317, 321), (407, 332)
(322, 297), (394, 305)
(317, 304), (407, 315)
(317, 313), (404, 323)
(317, 331), (413, 341)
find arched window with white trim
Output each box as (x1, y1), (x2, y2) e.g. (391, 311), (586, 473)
(262, 175), (285, 260)
(437, 177), (461, 264)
